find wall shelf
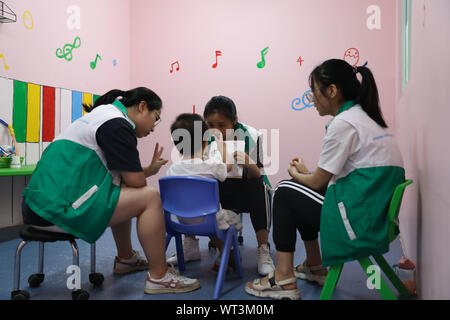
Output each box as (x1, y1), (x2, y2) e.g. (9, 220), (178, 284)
(0, 1), (16, 23)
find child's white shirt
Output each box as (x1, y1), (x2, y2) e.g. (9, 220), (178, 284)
(165, 153), (227, 182)
(165, 153), (241, 231)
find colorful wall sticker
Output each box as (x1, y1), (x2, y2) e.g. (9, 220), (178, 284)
(344, 48), (360, 66)
(257, 47), (269, 69)
(212, 50), (222, 69)
(56, 36), (81, 62)
(170, 61), (180, 73)
(0, 54), (9, 70)
(23, 11), (33, 30)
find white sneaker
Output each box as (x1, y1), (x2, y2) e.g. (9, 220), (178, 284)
(257, 244), (275, 276)
(113, 250), (148, 275)
(144, 265), (201, 294)
(166, 237), (201, 266)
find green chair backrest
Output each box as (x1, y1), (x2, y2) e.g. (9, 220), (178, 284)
(387, 179), (413, 242)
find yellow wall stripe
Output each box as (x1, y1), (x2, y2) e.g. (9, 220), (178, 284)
(26, 83), (41, 142)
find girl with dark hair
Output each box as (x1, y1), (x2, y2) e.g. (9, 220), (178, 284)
(22, 87), (200, 295)
(246, 59), (405, 300)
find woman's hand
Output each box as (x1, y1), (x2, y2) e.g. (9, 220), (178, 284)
(145, 143), (168, 177)
(233, 151), (255, 167)
(288, 165), (300, 179)
(234, 151), (261, 178)
(290, 157), (310, 174)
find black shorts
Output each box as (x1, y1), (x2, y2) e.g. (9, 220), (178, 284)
(218, 176), (270, 233)
(22, 199), (54, 226)
(272, 179), (326, 252)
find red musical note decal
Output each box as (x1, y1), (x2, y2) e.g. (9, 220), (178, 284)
(170, 61), (180, 73)
(212, 50), (222, 69)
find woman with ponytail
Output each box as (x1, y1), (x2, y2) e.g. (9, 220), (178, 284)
(22, 87), (201, 295)
(246, 59), (405, 300)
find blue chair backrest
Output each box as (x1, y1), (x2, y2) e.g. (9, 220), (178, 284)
(159, 176), (220, 218)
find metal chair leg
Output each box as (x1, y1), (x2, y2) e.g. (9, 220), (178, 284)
(38, 242), (44, 274)
(69, 239), (79, 267)
(13, 240), (29, 291)
(90, 242), (96, 274)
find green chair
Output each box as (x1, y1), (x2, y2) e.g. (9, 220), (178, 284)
(320, 179), (414, 300)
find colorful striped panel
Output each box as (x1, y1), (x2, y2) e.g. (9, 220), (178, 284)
(72, 91), (82, 122)
(26, 83), (41, 143)
(82, 92), (93, 116)
(12, 81), (27, 143)
(42, 86), (56, 142)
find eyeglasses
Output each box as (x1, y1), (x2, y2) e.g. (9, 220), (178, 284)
(153, 111), (162, 126)
(304, 92), (314, 105)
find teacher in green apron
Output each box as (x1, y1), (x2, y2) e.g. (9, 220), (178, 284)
(245, 59), (405, 300)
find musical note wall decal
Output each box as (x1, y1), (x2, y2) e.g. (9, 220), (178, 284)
(56, 36), (81, 62)
(90, 54), (102, 70)
(257, 47), (269, 69)
(212, 50), (222, 69)
(0, 54), (10, 70)
(170, 61), (180, 73)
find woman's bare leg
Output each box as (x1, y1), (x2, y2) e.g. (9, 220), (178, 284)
(111, 220), (134, 260)
(109, 186), (167, 279)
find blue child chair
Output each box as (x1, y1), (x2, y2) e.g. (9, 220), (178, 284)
(159, 176), (243, 300)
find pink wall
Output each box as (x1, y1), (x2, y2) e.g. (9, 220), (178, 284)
(396, 0), (450, 299)
(0, 0), (131, 93)
(130, 0), (397, 186)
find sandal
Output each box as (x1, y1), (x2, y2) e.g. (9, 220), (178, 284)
(245, 271), (301, 300)
(294, 260), (327, 286)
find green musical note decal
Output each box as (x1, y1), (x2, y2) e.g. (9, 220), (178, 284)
(257, 46), (269, 69)
(90, 54), (102, 70)
(56, 36), (81, 62)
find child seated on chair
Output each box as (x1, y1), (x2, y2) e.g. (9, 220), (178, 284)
(166, 113), (242, 271)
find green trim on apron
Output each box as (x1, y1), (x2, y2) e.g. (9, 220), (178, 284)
(336, 100), (356, 116)
(112, 100), (136, 130)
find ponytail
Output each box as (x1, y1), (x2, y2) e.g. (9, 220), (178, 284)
(83, 87), (162, 113)
(309, 59), (388, 128)
(356, 66), (387, 128)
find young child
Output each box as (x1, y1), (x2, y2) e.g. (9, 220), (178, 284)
(166, 113), (242, 270)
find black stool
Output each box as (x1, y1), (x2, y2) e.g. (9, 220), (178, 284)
(11, 225), (104, 300)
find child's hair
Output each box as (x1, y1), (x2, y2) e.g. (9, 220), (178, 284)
(203, 96), (237, 124)
(170, 113), (209, 156)
(309, 59), (387, 128)
(83, 87), (162, 113)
